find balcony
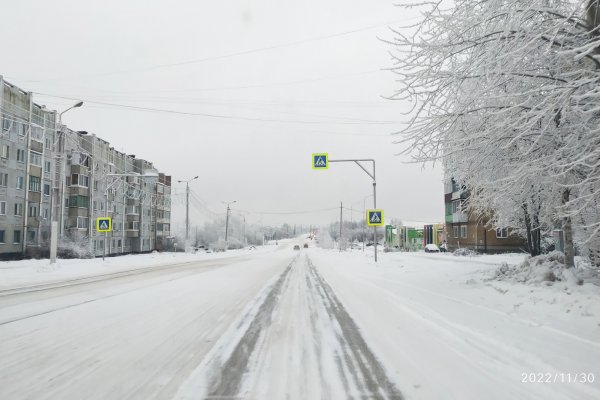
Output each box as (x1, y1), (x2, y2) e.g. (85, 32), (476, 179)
(452, 211), (468, 223)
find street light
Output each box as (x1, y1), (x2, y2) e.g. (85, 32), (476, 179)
(222, 200), (236, 249)
(177, 176), (198, 251)
(50, 101), (84, 264)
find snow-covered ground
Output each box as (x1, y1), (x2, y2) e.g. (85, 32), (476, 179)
(311, 249), (600, 399)
(1, 243), (599, 399)
(0, 245), (278, 289)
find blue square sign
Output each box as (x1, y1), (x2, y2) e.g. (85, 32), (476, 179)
(312, 153), (328, 170)
(97, 217), (112, 232)
(366, 209), (384, 227)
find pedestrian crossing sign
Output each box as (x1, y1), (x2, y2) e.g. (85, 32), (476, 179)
(96, 217), (112, 232)
(312, 153), (329, 170)
(366, 210), (384, 227)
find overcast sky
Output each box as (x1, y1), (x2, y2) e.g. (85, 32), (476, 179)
(0, 0), (443, 229)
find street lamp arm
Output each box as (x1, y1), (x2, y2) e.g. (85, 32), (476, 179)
(59, 101), (84, 119)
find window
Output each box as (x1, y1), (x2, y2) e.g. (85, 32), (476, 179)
(30, 126), (43, 140)
(460, 225), (467, 238)
(496, 228), (508, 238)
(126, 205), (140, 215)
(94, 180), (98, 191)
(27, 229), (35, 243)
(16, 176), (24, 189)
(2, 118), (10, 131)
(45, 160), (51, 173)
(71, 173), (89, 188)
(13, 230), (21, 244)
(29, 151), (42, 167)
(29, 176), (41, 192)
(77, 216), (89, 229)
(0, 201), (5, 215)
(28, 205), (38, 217)
(453, 226), (459, 238)
(17, 123), (26, 136)
(14, 203), (23, 216)
(16, 149), (25, 163)
(452, 200), (462, 213)
(0, 173), (7, 187)
(0, 230), (4, 243)
(1, 144), (8, 159)
(43, 183), (50, 196)
(45, 137), (51, 149)
(69, 195), (90, 208)
(43, 207), (49, 219)
(126, 221), (139, 230)
(74, 153), (90, 167)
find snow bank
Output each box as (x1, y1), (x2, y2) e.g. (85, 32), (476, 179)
(493, 251), (600, 287)
(452, 248), (480, 257)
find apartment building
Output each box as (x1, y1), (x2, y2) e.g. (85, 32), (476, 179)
(0, 76), (57, 258)
(0, 76), (171, 259)
(444, 178), (525, 253)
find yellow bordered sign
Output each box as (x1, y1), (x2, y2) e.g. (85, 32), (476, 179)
(96, 217), (112, 232)
(312, 153), (329, 170)
(366, 209), (384, 227)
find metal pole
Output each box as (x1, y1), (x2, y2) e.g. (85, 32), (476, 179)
(373, 179), (377, 262)
(185, 181), (189, 248)
(339, 201), (343, 252)
(103, 175), (108, 261)
(225, 204), (230, 245)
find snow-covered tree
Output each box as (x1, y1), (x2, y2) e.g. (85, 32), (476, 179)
(389, 0), (600, 266)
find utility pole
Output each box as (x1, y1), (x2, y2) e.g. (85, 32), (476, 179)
(50, 101), (84, 264)
(177, 176), (198, 251)
(339, 201), (343, 252)
(242, 216), (246, 245)
(222, 200), (236, 249)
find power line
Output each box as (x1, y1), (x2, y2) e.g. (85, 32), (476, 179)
(236, 206), (339, 215)
(32, 91), (401, 125)
(11, 19), (410, 83)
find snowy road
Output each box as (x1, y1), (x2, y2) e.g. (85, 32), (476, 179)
(1, 245), (599, 400)
(181, 253), (402, 400)
(0, 248), (292, 399)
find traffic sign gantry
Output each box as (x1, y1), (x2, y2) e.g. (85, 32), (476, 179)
(97, 217), (112, 232)
(366, 209), (384, 227)
(312, 153), (329, 170)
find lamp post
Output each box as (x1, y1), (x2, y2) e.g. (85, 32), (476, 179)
(222, 200), (236, 249)
(177, 176), (198, 252)
(362, 194), (374, 252)
(50, 101), (83, 264)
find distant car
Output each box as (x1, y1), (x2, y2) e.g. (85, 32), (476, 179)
(424, 243), (441, 253)
(303, 243), (308, 248)
(439, 243), (448, 252)
(248, 245), (256, 250)
(293, 245), (301, 250)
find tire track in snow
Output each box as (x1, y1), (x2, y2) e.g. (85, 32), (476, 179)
(205, 255), (297, 398)
(306, 255), (403, 400)
(198, 253), (403, 400)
